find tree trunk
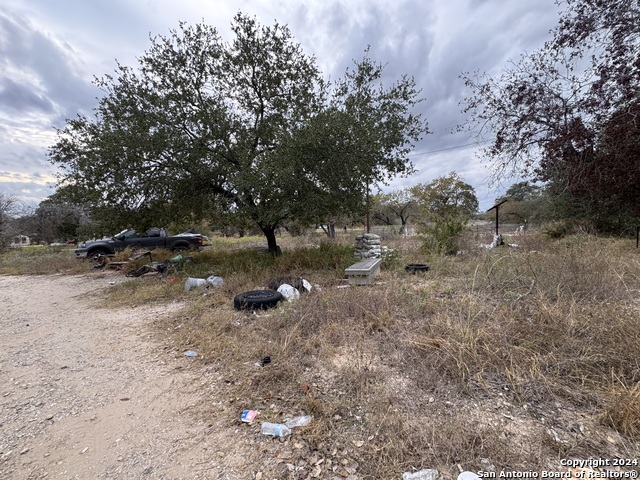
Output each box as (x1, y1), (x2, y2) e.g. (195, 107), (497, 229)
(260, 224), (281, 255)
(328, 222), (336, 239)
(320, 222), (337, 239)
(399, 217), (408, 235)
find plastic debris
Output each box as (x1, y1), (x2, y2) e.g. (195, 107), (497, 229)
(206, 275), (224, 287)
(301, 279), (313, 292)
(183, 350), (198, 357)
(458, 472), (481, 480)
(261, 422), (291, 437)
(241, 410), (259, 423)
(169, 254), (183, 263)
(277, 283), (300, 302)
(284, 415), (312, 428)
(403, 469), (439, 480)
(184, 277), (207, 291)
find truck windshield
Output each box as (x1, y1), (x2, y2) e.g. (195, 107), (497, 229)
(114, 229), (136, 239)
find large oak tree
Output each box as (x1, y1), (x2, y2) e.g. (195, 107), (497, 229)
(49, 14), (428, 253)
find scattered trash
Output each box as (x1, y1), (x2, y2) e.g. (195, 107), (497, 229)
(402, 469), (439, 480)
(458, 472), (481, 480)
(125, 262), (168, 277)
(284, 415), (312, 428)
(481, 234), (519, 249)
(241, 410), (259, 423)
(301, 279), (312, 292)
(261, 422), (292, 437)
(254, 355), (272, 367)
(183, 350), (198, 357)
(277, 283), (300, 302)
(482, 234), (505, 249)
(169, 254), (183, 263)
(206, 275), (224, 287)
(184, 277), (207, 291)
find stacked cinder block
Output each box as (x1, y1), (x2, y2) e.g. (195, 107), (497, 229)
(354, 233), (386, 258)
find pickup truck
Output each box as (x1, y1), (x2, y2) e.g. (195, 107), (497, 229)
(74, 228), (210, 259)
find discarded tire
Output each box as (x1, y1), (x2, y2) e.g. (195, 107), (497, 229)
(233, 290), (283, 310)
(405, 264), (430, 274)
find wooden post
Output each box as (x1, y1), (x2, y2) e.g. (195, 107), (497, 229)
(366, 186), (371, 234)
(486, 199), (508, 236)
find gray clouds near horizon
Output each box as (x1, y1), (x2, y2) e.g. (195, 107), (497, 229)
(0, 0), (559, 209)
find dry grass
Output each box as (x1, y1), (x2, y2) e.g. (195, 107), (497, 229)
(7, 231), (640, 478)
(134, 232), (640, 478)
(0, 245), (85, 275)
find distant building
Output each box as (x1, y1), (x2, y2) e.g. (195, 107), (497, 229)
(10, 235), (31, 247)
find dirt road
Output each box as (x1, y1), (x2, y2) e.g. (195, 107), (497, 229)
(0, 274), (250, 479)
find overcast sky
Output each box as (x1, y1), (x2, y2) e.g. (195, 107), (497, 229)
(0, 0), (561, 211)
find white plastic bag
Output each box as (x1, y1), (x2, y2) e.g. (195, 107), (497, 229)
(277, 283), (300, 302)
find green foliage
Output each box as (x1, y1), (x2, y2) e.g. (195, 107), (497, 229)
(411, 172), (478, 224)
(490, 181), (546, 225)
(188, 243), (354, 280)
(408, 173), (478, 256)
(542, 220), (576, 239)
(501, 181), (541, 202)
(380, 246), (402, 269)
(48, 16), (428, 254)
(421, 217), (466, 255)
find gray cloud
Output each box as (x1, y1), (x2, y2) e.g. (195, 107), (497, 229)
(0, 0), (561, 210)
(0, 77), (55, 114)
(0, 10), (100, 124)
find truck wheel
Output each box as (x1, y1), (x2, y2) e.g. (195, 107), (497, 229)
(172, 245), (190, 252)
(89, 248), (111, 259)
(234, 290), (283, 310)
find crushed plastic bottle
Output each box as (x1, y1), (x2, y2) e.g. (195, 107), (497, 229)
(206, 275), (224, 287)
(284, 415), (313, 428)
(184, 277), (207, 291)
(260, 422), (292, 437)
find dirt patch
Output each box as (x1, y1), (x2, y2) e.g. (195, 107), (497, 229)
(0, 274), (253, 479)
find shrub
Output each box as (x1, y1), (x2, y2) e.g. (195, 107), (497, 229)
(421, 217), (466, 255)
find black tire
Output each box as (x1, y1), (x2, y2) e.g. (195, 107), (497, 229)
(88, 248), (111, 258)
(405, 263), (430, 274)
(234, 290), (283, 310)
(267, 276), (306, 293)
(172, 244), (190, 252)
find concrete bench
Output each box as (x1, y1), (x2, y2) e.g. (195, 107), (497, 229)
(345, 257), (382, 285)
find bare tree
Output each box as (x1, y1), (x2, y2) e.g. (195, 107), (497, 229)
(0, 192), (18, 247)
